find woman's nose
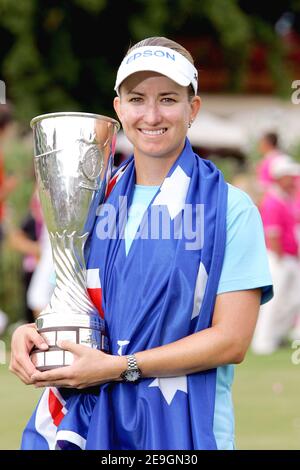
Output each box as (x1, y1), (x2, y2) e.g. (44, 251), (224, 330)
(143, 103), (162, 125)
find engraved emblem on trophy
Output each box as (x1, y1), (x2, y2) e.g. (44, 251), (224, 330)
(30, 112), (120, 371)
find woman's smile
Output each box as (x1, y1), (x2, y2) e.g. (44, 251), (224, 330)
(138, 127), (168, 136)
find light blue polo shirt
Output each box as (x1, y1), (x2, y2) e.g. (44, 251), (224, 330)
(124, 182), (273, 450)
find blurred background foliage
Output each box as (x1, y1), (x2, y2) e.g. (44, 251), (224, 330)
(0, 0), (299, 124)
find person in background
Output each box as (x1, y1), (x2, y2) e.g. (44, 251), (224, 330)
(0, 103), (18, 334)
(0, 103), (18, 247)
(252, 157), (300, 354)
(25, 222), (54, 318)
(256, 131), (283, 192)
(8, 190), (43, 323)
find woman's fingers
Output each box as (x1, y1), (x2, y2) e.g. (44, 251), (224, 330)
(9, 351), (35, 384)
(14, 352), (38, 379)
(31, 366), (72, 383)
(28, 327), (49, 351)
(10, 323), (48, 380)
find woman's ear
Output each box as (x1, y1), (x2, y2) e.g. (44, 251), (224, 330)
(113, 96), (122, 122)
(190, 95), (201, 122)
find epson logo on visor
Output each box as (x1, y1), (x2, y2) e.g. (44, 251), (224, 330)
(114, 45), (198, 95)
(126, 50), (176, 64)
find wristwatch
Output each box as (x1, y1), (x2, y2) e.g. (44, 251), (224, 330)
(120, 354), (142, 383)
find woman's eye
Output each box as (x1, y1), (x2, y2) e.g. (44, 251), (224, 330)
(129, 97), (142, 103)
(161, 97), (176, 103)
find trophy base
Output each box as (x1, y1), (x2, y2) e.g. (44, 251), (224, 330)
(31, 344), (75, 371)
(30, 312), (109, 371)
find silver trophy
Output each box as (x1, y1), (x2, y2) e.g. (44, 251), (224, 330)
(30, 112), (120, 371)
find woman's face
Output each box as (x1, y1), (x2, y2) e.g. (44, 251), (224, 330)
(114, 71), (201, 162)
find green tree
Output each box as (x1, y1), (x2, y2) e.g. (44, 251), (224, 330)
(0, 0), (297, 125)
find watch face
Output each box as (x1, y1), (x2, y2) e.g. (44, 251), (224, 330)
(122, 369), (141, 382)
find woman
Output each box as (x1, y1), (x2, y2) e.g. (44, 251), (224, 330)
(10, 37), (272, 450)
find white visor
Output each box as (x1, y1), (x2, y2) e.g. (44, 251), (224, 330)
(114, 46), (198, 95)
(270, 155), (300, 179)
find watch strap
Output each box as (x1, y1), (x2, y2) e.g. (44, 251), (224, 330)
(126, 354), (138, 370)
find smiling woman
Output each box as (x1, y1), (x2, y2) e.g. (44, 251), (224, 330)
(113, 71), (201, 184)
(11, 36), (273, 451)
(113, 40), (200, 185)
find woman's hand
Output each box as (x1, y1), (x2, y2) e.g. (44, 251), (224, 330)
(9, 323), (49, 384)
(30, 340), (127, 389)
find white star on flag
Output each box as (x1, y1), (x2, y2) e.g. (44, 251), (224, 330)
(191, 262), (208, 319)
(117, 340), (130, 356)
(149, 376), (187, 405)
(152, 166), (190, 220)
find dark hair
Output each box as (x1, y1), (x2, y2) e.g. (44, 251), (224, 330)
(0, 103), (12, 131)
(263, 132), (278, 148)
(124, 37), (196, 99)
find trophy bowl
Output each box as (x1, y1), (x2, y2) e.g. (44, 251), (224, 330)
(29, 112), (120, 371)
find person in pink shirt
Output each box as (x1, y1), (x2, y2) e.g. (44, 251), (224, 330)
(252, 157), (300, 354)
(256, 132), (283, 191)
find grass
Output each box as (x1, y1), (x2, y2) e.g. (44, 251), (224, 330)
(234, 347), (300, 449)
(0, 351), (41, 450)
(0, 346), (299, 450)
